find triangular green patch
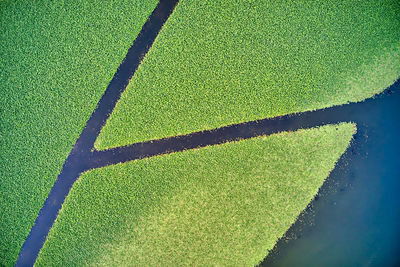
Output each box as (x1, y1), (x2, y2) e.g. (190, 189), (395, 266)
(94, 0), (399, 149)
(38, 123), (355, 266)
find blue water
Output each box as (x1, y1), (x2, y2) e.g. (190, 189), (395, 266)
(262, 84), (400, 266)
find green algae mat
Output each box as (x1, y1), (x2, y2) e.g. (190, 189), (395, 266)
(95, 0), (399, 149)
(0, 1), (158, 265)
(37, 123), (355, 266)
(2, 0), (399, 266)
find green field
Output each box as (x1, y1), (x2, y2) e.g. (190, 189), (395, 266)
(95, 0), (400, 150)
(0, 1), (158, 265)
(37, 123), (355, 266)
(2, 0), (399, 265)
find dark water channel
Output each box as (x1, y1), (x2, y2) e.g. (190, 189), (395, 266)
(261, 83), (400, 266)
(15, 0), (179, 266)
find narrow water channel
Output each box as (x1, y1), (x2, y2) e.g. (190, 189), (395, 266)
(261, 83), (400, 266)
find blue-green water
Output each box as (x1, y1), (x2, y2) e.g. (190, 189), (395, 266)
(262, 83), (400, 266)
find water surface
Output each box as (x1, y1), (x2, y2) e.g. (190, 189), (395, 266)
(262, 83), (400, 266)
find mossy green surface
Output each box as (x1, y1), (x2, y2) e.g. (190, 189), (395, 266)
(0, 1), (158, 265)
(38, 123), (355, 266)
(95, 0), (400, 150)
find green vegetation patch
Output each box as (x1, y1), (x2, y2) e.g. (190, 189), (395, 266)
(95, 0), (400, 150)
(38, 123), (355, 266)
(0, 1), (158, 265)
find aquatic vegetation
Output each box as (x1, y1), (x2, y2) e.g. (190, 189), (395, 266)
(95, 0), (400, 149)
(0, 1), (157, 265)
(2, 0), (399, 265)
(37, 123), (355, 266)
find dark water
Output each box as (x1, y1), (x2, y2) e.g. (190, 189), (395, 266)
(261, 83), (400, 266)
(88, 81), (399, 170)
